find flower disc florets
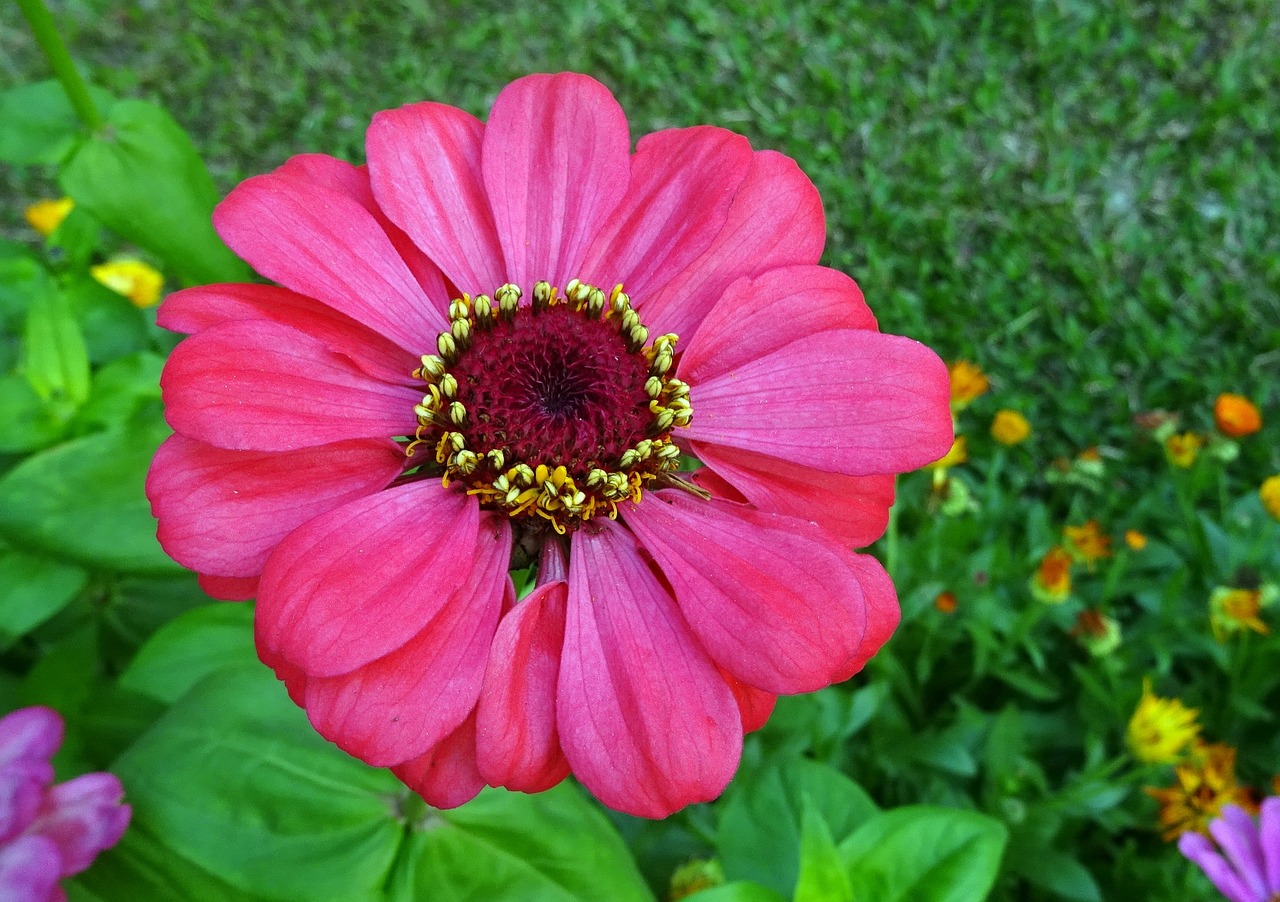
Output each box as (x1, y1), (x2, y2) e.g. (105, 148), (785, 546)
(408, 279), (690, 534)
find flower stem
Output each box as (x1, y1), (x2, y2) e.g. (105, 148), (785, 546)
(15, 0), (103, 131)
(885, 476), (900, 580)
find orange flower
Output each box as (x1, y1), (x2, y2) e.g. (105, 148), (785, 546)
(1209, 587), (1270, 641)
(1064, 520), (1113, 565)
(91, 259), (165, 308)
(1071, 609), (1120, 656)
(1124, 530), (1147, 551)
(948, 361), (989, 409)
(1261, 475), (1280, 521)
(934, 591), (958, 614)
(1031, 547), (1072, 603)
(990, 410), (1030, 445)
(1164, 432), (1204, 468)
(1145, 742), (1255, 840)
(1213, 393), (1262, 438)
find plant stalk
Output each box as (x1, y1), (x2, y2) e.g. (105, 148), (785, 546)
(15, 0), (103, 131)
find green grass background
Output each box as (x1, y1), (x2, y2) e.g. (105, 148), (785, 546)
(4, 0), (1279, 451)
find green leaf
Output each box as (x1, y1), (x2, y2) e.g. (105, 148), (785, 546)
(0, 419), (182, 574)
(0, 374), (68, 453)
(0, 547), (86, 645)
(23, 277), (91, 407)
(119, 603), (258, 704)
(44, 205), (103, 271)
(0, 81), (112, 165)
(0, 244), (47, 327)
(794, 797), (853, 902)
(113, 664), (404, 900)
(389, 783), (654, 902)
(838, 807), (1008, 902)
(60, 99), (252, 285)
(81, 351), (165, 435)
(62, 274), (153, 364)
(1006, 844), (1103, 902)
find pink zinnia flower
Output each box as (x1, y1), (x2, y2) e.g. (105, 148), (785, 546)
(1179, 800), (1280, 902)
(147, 73), (952, 817)
(0, 707), (131, 900)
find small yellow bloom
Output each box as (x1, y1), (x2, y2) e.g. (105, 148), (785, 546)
(1213, 393), (1262, 438)
(1071, 609), (1121, 657)
(90, 259), (165, 308)
(24, 197), (75, 237)
(934, 591), (958, 614)
(1124, 529), (1147, 551)
(947, 361), (989, 409)
(1128, 678), (1200, 764)
(1209, 586), (1271, 641)
(1063, 520), (1113, 565)
(990, 409), (1030, 445)
(1261, 475), (1280, 521)
(927, 436), (968, 471)
(1164, 432), (1204, 468)
(1031, 546), (1072, 603)
(1145, 742), (1254, 840)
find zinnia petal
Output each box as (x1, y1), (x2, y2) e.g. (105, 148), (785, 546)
(833, 554), (900, 680)
(198, 574), (258, 601)
(161, 320), (420, 452)
(557, 521), (740, 818)
(721, 670), (776, 733)
(1179, 832), (1254, 902)
(256, 482), (479, 677)
(391, 710), (484, 810)
(1261, 797), (1280, 893)
(29, 773), (130, 876)
(482, 73), (631, 289)
(1211, 805), (1269, 900)
(684, 329), (953, 476)
(475, 581), (570, 793)
(0, 834), (61, 901)
(0, 708), (62, 769)
(625, 492), (870, 694)
(303, 515), (510, 766)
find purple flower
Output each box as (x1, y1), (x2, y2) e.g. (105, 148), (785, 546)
(0, 707), (131, 901)
(1179, 799), (1280, 902)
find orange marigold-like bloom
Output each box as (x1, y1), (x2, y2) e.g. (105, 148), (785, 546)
(1124, 529), (1147, 551)
(1209, 587), (1271, 641)
(947, 361), (989, 409)
(990, 410), (1030, 445)
(1063, 520), (1112, 565)
(1031, 546), (1072, 603)
(1071, 609), (1120, 656)
(1127, 678), (1200, 764)
(1261, 475), (1280, 521)
(1165, 432), (1204, 468)
(934, 591), (958, 614)
(1213, 393), (1262, 438)
(1146, 742), (1256, 841)
(24, 197), (74, 237)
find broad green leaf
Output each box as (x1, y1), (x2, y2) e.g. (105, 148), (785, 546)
(839, 807), (1008, 902)
(23, 277), (91, 406)
(1006, 843), (1102, 902)
(0, 244), (46, 326)
(0, 374), (68, 453)
(119, 603), (258, 704)
(0, 419), (181, 574)
(80, 351), (165, 437)
(0, 547), (86, 645)
(114, 665), (403, 901)
(62, 274), (153, 364)
(44, 205), (103, 270)
(389, 783), (653, 902)
(683, 885), (788, 902)
(0, 81), (112, 165)
(718, 758), (878, 896)
(61, 99), (251, 285)
(794, 797), (852, 902)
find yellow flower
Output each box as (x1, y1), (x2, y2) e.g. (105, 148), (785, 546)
(934, 591), (958, 614)
(990, 409), (1030, 445)
(1261, 475), (1280, 521)
(1128, 678), (1200, 764)
(1209, 586), (1270, 641)
(24, 197), (75, 237)
(1213, 393), (1262, 438)
(927, 436), (968, 471)
(1145, 742), (1254, 840)
(1124, 529), (1147, 551)
(1071, 609), (1121, 657)
(948, 361), (989, 410)
(1164, 432), (1204, 468)
(1030, 546), (1072, 603)
(90, 259), (165, 308)
(1063, 520), (1113, 565)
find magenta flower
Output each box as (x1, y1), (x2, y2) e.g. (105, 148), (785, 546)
(147, 73), (952, 817)
(1179, 800), (1280, 902)
(0, 707), (130, 901)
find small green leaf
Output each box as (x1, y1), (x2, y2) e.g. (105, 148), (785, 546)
(0, 81), (113, 165)
(1006, 844), (1103, 902)
(61, 100), (252, 285)
(23, 276), (91, 407)
(119, 603), (258, 704)
(794, 797), (853, 902)
(81, 351), (165, 434)
(0, 547), (87, 645)
(62, 274), (153, 364)
(0, 374), (68, 453)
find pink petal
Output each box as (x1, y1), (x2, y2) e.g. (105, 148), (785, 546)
(475, 581), (571, 793)
(366, 103), (506, 294)
(833, 554), (900, 681)
(558, 521), (740, 818)
(0, 834), (61, 901)
(161, 319), (420, 452)
(258, 639), (309, 707)
(30, 772), (130, 876)
(624, 492), (869, 694)
(302, 514), (510, 766)
(1180, 832), (1254, 902)
(536, 538), (568, 586)
(684, 329), (953, 476)
(681, 265), (877, 378)
(157, 283), (417, 386)
(577, 126), (752, 299)
(721, 670), (776, 733)
(148, 435), (405, 578)
(392, 709), (484, 810)
(691, 441), (895, 548)
(0, 761), (52, 843)
(638, 150), (825, 340)
(0, 708), (62, 769)
(1211, 806), (1268, 900)
(482, 73), (631, 289)
(1260, 797), (1280, 893)
(198, 574), (257, 601)
(213, 165), (445, 351)
(256, 481), (479, 677)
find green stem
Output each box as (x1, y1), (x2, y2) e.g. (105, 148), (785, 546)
(15, 0), (102, 131)
(885, 476), (900, 580)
